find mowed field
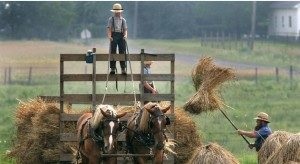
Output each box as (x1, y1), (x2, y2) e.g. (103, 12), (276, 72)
(0, 39), (299, 163)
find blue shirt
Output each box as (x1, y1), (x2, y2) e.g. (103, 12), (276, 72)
(254, 124), (272, 151)
(144, 67), (153, 84)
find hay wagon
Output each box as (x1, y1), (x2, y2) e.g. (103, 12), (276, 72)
(41, 49), (176, 163)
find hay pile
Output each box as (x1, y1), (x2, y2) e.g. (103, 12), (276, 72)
(9, 99), (202, 163)
(184, 57), (235, 114)
(187, 142), (239, 164)
(174, 108), (202, 163)
(258, 131), (293, 164)
(265, 133), (300, 164)
(9, 98), (75, 163)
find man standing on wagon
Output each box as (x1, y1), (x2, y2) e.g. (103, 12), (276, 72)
(237, 112), (272, 151)
(107, 3), (128, 75)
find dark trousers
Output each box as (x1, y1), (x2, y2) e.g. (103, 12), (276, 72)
(143, 83), (154, 104)
(110, 32), (126, 70)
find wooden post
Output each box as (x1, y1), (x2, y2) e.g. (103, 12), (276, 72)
(4, 68), (7, 85)
(171, 56), (175, 115)
(8, 67), (11, 84)
(255, 67), (258, 84)
(204, 31), (207, 46)
(28, 67), (32, 85)
(216, 31), (219, 48)
(92, 48), (96, 111)
(59, 54), (64, 152)
(275, 67), (279, 83)
(228, 33), (232, 50)
(290, 65), (293, 89)
(210, 31), (213, 48)
(140, 49), (145, 107)
(222, 32), (225, 49)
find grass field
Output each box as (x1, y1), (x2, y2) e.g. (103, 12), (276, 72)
(0, 39), (299, 163)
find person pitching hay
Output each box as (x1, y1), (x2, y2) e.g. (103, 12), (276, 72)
(237, 112), (272, 151)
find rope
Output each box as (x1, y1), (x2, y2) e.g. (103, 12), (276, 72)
(124, 39), (137, 107)
(102, 42), (111, 104)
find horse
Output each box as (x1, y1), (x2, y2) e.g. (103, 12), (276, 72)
(126, 102), (171, 164)
(76, 104), (127, 164)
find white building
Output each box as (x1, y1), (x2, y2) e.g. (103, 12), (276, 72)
(268, 2), (300, 39)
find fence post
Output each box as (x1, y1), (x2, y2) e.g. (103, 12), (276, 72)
(255, 67), (258, 84)
(210, 31), (213, 48)
(4, 68), (7, 85)
(290, 65), (293, 89)
(275, 67), (279, 83)
(28, 67), (32, 85)
(8, 67), (11, 84)
(204, 31), (207, 46)
(222, 31), (225, 49)
(228, 33), (232, 50)
(216, 31), (219, 48)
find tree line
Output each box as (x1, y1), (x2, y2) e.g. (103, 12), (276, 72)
(0, 1), (272, 40)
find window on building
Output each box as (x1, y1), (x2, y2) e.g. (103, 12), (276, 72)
(282, 16), (284, 28)
(289, 16), (292, 27)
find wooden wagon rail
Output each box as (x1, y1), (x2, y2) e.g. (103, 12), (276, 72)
(41, 49), (175, 162)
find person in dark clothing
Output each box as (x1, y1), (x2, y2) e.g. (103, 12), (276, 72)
(143, 61), (158, 94)
(237, 112), (272, 151)
(141, 61), (158, 104)
(107, 3), (128, 75)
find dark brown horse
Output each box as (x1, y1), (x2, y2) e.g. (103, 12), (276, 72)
(126, 102), (171, 164)
(77, 104), (126, 164)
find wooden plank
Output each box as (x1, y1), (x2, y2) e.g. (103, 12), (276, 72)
(61, 113), (80, 121)
(61, 113), (133, 122)
(62, 74), (174, 81)
(61, 94), (174, 104)
(60, 133), (77, 142)
(60, 54), (174, 61)
(63, 94), (140, 104)
(39, 96), (60, 102)
(143, 93), (174, 101)
(41, 94), (174, 104)
(60, 153), (74, 162)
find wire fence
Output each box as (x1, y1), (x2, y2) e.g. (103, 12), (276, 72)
(1, 65), (299, 86)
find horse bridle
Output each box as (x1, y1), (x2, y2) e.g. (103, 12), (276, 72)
(148, 111), (171, 150)
(91, 116), (123, 153)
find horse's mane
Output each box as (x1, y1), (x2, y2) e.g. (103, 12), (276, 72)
(90, 104), (116, 129)
(138, 102), (157, 132)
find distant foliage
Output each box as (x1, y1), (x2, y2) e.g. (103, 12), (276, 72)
(0, 1), (271, 40)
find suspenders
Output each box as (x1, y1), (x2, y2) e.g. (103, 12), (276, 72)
(111, 17), (124, 33)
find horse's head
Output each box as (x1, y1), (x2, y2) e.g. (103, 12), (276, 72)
(144, 103), (171, 150)
(94, 105), (127, 154)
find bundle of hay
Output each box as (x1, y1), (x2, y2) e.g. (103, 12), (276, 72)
(174, 108), (202, 163)
(187, 142), (239, 164)
(9, 98), (75, 163)
(265, 134), (300, 164)
(184, 57), (235, 114)
(258, 131), (293, 164)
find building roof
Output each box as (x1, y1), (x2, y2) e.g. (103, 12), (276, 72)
(270, 1), (300, 9)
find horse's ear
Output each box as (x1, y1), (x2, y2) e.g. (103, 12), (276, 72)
(161, 105), (171, 113)
(100, 108), (109, 117)
(116, 112), (127, 119)
(145, 106), (154, 114)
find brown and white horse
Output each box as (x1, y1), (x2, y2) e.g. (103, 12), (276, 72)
(77, 104), (126, 164)
(126, 102), (171, 164)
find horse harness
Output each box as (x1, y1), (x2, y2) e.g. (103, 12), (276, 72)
(77, 116), (123, 162)
(126, 107), (171, 152)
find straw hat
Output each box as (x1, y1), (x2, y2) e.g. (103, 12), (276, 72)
(110, 3), (123, 12)
(144, 61), (154, 65)
(254, 112), (270, 123)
